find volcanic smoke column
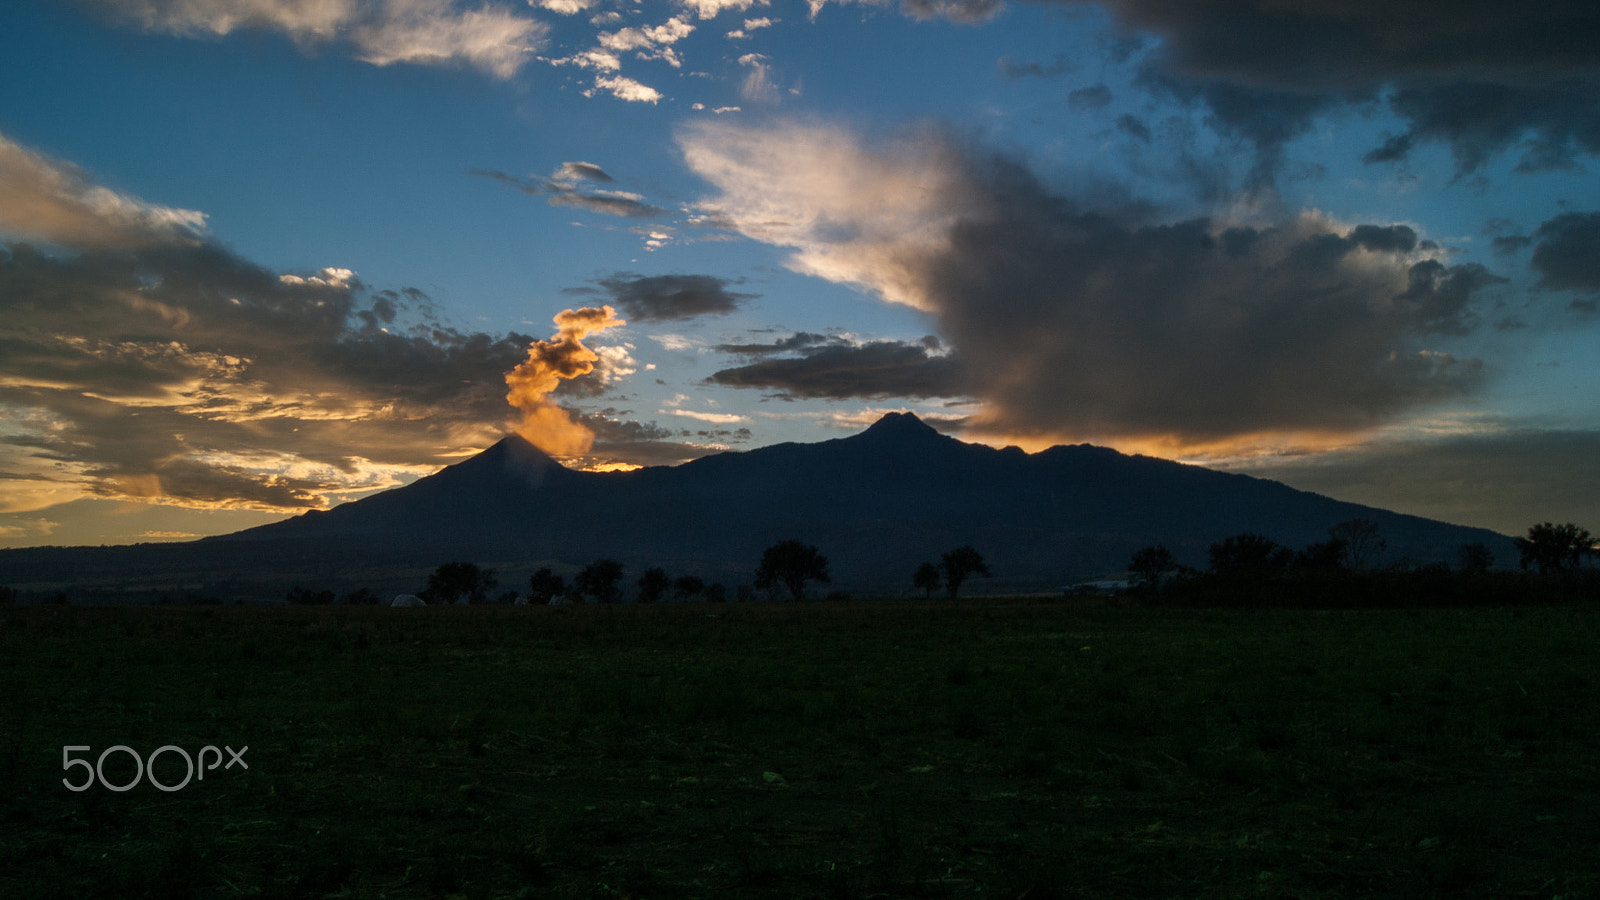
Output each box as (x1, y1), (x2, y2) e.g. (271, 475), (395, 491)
(504, 305), (626, 457)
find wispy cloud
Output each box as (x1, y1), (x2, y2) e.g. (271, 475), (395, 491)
(664, 408), (749, 424)
(0, 134), (207, 248)
(88, 0), (548, 78)
(472, 163), (667, 217)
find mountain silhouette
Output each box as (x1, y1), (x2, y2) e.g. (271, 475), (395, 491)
(0, 413), (1515, 597)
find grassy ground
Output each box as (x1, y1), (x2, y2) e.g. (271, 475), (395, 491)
(2, 599), (1597, 898)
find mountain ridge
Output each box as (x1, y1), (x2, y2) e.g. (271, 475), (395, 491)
(1, 413), (1516, 597)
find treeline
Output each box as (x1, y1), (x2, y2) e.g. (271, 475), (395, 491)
(277, 539), (850, 607)
(1121, 520), (1599, 608)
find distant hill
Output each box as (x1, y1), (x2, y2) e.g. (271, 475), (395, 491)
(0, 413), (1516, 599)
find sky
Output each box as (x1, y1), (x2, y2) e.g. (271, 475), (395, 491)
(2, 0), (1598, 549)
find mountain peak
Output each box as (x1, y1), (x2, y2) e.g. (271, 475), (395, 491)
(452, 432), (565, 488)
(861, 411), (942, 441)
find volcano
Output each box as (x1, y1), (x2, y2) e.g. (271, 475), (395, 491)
(0, 413), (1514, 597)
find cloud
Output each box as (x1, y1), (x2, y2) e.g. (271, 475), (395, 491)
(1114, 113), (1151, 143)
(738, 53), (779, 104)
(570, 410), (714, 467)
(0, 130), (545, 515)
(538, 0), (598, 14)
(680, 0), (768, 19)
(1530, 211), (1600, 293)
(811, 0), (1000, 23)
(548, 47), (622, 71)
(0, 242), (531, 511)
(708, 333), (967, 399)
(808, 0), (999, 23)
(681, 119), (1504, 446)
(728, 16), (774, 38)
(665, 408), (749, 423)
(899, 0), (1002, 22)
(589, 273), (754, 321)
(1027, 0), (1600, 176)
(556, 161), (613, 183)
(473, 164), (667, 217)
(998, 53), (1073, 80)
(596, 15), (694, 67)
(0, 134), (207, 248)
(1067, 82), (1113, 111)
(87, 0), (547, 78)
(503, 306), (628, 456)
(588, 74), (665, 103)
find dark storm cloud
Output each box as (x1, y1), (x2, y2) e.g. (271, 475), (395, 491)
(472, 166), (667, 219)
(1394, 260), (1506, 335)
(1030, 0), (1600, 176)
(0, 239), (532, 510)
(1386, 81), (1600, 175)
(593, 273), (755, 321)
(708, 335), (968, 400)
(928, 151), (1496, 438)
(1530, 211), (1600, 292)
(682, 120), (1507, 445)
(712, 332), (834, 356)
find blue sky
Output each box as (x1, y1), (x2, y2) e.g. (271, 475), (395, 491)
(2, 0), (1597, 548)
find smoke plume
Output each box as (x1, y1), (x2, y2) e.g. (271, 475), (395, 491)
(504, 306), (627, 456)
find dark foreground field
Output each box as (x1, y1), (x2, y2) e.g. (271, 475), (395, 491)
(2, 599), (1597, 899)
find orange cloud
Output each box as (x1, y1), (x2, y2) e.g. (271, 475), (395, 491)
(504, 306), (627, 456)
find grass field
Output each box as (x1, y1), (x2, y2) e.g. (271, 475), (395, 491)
(2, 599), (1597, 898)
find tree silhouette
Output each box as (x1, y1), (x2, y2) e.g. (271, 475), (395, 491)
(1515, 522), (1596, 573)
(528, 568), (566, 605)
(673, 575), (705, 601)
(422, 562), (497, 605)
(939, 546), (990, 598)
(754, 540), (830, 601)
(912, 562), (941, 599)
(575, 559), (625, 603)
(1208, 534), (1290, 579)
(1329, 518), (1386, 571)
(286, 586), (335, 605)
(1457, 542), (1495, 575)
(1128, 544), (1177, 588)
(704, 582), (727, 603)
(1294, 538), (1349, 575)
(637, 567), (669, 603)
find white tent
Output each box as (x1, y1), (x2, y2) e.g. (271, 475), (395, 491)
(390, 594), (426, 607)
